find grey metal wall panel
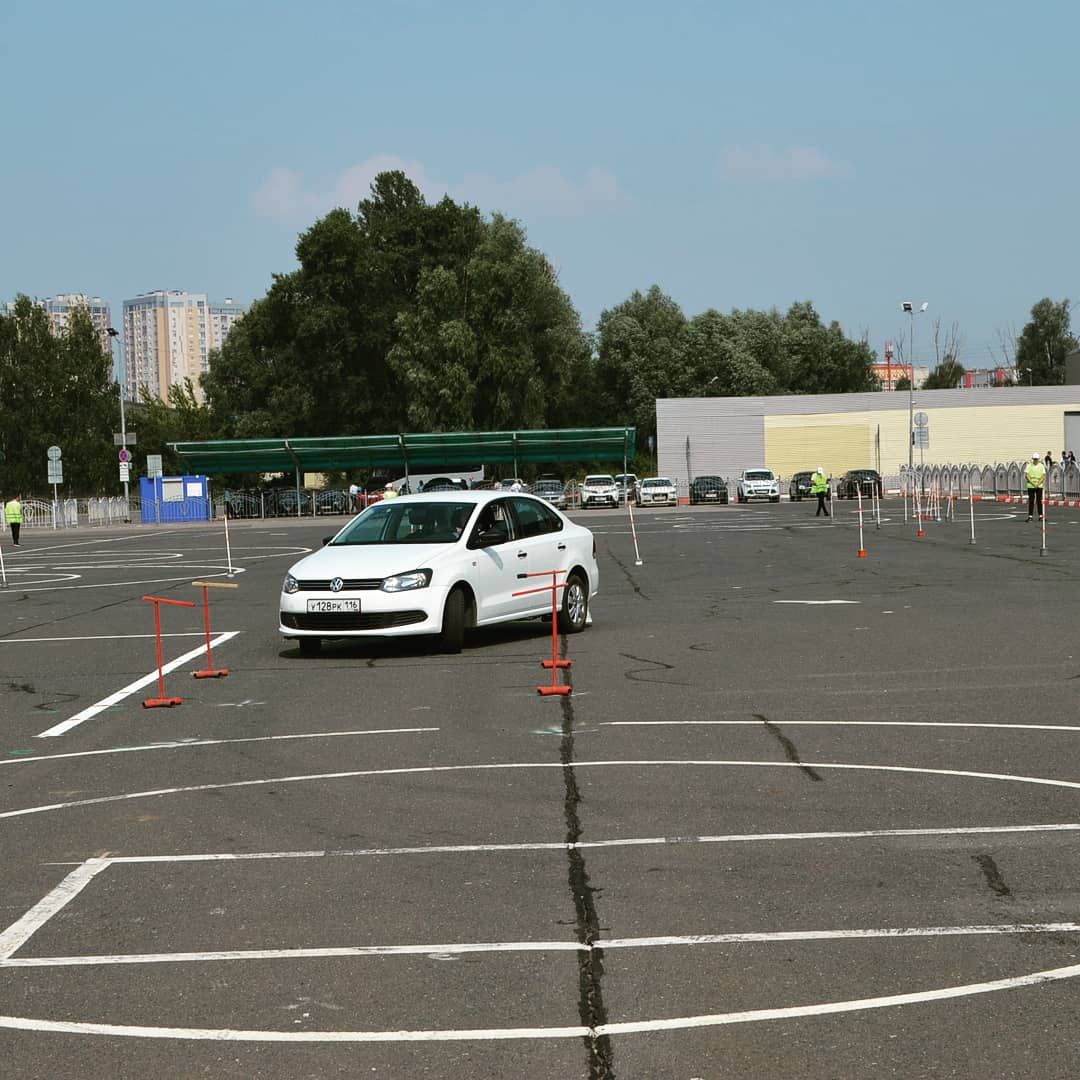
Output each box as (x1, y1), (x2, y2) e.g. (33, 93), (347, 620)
(657, 400), (764, 487)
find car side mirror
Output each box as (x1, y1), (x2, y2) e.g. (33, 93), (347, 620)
(321, 535), (334, 546)
(473, 524), (510, 548)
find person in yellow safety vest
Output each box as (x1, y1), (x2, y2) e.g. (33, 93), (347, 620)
(382, 482), (399, 501)
(4, 493), (23, 546)
(810, 466), (830, 518)
(1024, 452), (1046, 522)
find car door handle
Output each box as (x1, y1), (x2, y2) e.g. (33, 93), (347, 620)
(517, 550), (528, 559)
(557, 543), (566, 550)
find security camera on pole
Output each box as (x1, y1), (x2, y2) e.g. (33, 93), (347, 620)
(900, 301), (928, 472)
(106, 327), (135, 522)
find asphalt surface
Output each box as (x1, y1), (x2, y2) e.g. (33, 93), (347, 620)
(2, 498), (1080, 1079)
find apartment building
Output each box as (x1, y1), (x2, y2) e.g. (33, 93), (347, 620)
(3, 293), (113, 354)
(122, 290), (247, 401)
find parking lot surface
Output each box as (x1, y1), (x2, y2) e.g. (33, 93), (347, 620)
(2, 499), (1080, 1079)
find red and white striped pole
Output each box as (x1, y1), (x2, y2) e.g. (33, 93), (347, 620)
(915, 476), (925, 538)
(627, 491), (643, 566)
(1040, 496), (1048, 557)
(856, 483), (868, 558)
(968, 478), (977, 545)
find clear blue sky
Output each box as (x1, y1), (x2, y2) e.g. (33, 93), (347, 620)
(2, 0), (1077, 368)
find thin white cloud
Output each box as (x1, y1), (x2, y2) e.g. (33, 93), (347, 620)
(457, 166), (630, 218)
(252, 156), (629, 224)
(719, 144), (851, 181)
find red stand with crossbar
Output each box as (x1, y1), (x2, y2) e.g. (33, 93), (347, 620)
(191, 580), (235, 678)
(142, 595), (196, 708)
(513, 570), (572, 696)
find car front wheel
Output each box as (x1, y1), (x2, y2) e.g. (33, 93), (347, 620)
(439, 588), (466, 653)
(558, 573), (589, 634)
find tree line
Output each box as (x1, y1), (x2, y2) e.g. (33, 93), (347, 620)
(2, 170), (1076, 494)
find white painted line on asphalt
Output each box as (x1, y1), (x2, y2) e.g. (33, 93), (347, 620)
(4, 961), (1080, 1041)
(34, 633), (239, 738)
(6, 922), (1078, 969)
(0, 858), (110, 959)
(5, 759), (1080, 822)
(1, 728), (439, 769)
(773, 600), (860, 605)
(603, 720), (1080, 732)
(87, 822), (1080, 865)
(1, 634), (206, 644)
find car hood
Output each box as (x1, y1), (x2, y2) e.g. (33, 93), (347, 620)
(287, 543), (461, 581)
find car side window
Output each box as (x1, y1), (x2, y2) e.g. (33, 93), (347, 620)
(511, 497), (562, 538)
(469, 499), (515, 546)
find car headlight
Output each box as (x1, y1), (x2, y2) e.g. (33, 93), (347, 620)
(283, 573), (300, 594)
(381, 569), (433, 592)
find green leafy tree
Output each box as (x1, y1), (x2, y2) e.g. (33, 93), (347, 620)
(203, 173), (590, 440)
(923, 358), (966, 389)
(1015, 298), (1077, 385)
(129, 379), (217, 477)
(595, 286), (688, 439)
(0, 296), (119, 495)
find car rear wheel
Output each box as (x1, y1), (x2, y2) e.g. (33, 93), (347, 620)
(439, 588), (466, 654)
(558, 572), (589, 634)
(297, 637), (321, 657)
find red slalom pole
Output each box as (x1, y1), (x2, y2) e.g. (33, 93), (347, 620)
(142, 595), (196, 708)
(191, 579), (238, 678)
(856, 483), (868, 558)
(513, 570), (572, 696)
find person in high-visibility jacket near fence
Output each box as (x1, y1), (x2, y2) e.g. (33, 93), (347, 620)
(4, 493), (22, 546)
(810, 467), (830, 518)
(1025, 452), (1046, 522)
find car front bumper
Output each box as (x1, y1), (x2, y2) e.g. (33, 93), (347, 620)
(279, 584), (450, 638)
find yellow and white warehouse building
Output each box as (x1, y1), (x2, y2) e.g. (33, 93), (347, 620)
(657, 387), (1080, 487)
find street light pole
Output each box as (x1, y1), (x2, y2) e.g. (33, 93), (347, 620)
(901, 301), (928, 470)
(106, 327), (129, 508)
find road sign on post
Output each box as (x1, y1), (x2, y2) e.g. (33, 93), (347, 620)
(47, 461), (63, 484)
(119, 448), (132, 463)
(47, 445), (62, 462)
(146, 454), (163, 479)
(113, 432), (137, 446)
(119, 462), (131, 483)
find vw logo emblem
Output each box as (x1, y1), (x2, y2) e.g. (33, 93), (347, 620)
(330, 577), (344, 593)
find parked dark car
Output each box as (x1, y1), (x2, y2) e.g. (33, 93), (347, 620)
(315, 488), (349, 515)
(835, 469), (883, 499)
(424, 477), (471, 492)
(689, 475), (729, 504)
(789, 471), (814, 501)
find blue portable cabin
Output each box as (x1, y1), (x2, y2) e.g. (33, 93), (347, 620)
(140, 475), (212, 523)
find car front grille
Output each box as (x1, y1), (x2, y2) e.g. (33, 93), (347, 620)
(296, 578), (383, 591)
(281, 611), (427, 631)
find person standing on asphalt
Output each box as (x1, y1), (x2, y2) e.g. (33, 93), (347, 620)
(810, 467), (830, 517)
(4, 493), (22, 545)
(1025, 452), (1046, 521)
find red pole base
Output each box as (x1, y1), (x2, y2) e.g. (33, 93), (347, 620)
(916, 529), (926, 537)
(538, 684), (572, 696)
(193, 669), (230, 679)
(143, 697), (184, 709)
(541, 659), (573, 669)
(857, 550), (868, 558)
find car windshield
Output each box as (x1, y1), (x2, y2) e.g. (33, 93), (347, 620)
(642, 478), (671, 487)
(615, 475), (636, 484)
(745, 470), (774, 480)
(584, 475), (614, 485)
(695, 476), (723, 483)
(534, 481), (562, 491)
(331, 501), (474, 545)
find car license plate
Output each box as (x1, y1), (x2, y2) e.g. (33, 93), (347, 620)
(306, 599), (360, 613)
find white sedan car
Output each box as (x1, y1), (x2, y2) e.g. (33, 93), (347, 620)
(637, 476), (678, 506)
(280, 491), (599, 655)
(580, 474), (619, 508)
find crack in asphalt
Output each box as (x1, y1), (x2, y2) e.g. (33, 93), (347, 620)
(974, 853), (1012, 897)
(604, 548), (650, 601)
(559, 635), (615, 1078)
(619, 652), (692, 687)
(757, 714), (824, 782)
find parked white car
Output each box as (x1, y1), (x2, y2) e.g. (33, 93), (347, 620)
(737, 468), (780, 503)
(280, 491), (598, 655)
(637, 476), (678, 506)
(580, 474), (619, 509)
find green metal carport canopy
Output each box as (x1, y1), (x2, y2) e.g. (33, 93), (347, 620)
(169, 427), (636, 477)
